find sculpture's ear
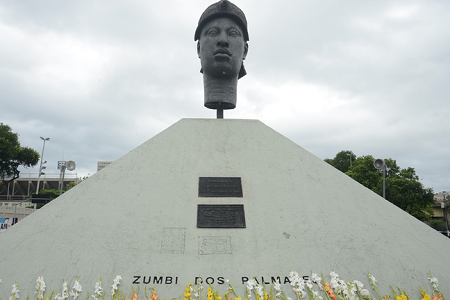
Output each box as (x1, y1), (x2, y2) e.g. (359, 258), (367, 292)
(243, 42), (248, 60)
(197, 42), (201, 58)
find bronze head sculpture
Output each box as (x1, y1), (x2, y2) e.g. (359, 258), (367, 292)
(195, 0), (249, 117)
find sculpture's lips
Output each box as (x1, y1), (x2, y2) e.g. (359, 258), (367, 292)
(214, 49), (232, 56)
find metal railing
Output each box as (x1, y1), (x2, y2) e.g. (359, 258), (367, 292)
(5, 173), (78, 179)
(0, 195), (33, 201)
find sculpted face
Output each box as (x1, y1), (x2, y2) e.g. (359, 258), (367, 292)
(197, 17), (248, 79)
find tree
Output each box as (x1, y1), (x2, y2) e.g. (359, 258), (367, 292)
(325, 151), (435, 221)
(65, 175), (89, 191)
(0, 123), (40, 182)
(324, 150), (356, 173)
(344, 155), (434, 221)
(32, 189), (61, 209)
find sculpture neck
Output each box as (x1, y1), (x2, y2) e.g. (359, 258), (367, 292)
(203, 75), (238, 110)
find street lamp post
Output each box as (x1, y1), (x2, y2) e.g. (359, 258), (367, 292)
(373, 158), (386, 199)
(442, 194), (449, 237)
(36, 137), (50, 194)
(346, 152), (353, 166)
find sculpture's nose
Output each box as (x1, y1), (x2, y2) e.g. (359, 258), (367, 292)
(216, 32), (229, 47)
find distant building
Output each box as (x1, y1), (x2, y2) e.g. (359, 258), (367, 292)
(434, 191), (449, 201)
(97, 161), (112, 172)
(0, 173), (79, 202)
(431, 191), (449, 220)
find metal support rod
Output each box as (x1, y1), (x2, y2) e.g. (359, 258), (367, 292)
(36, 137), (50, 194)
(217, 107), (223, 119)
(13, 198), (32, 227)
(445, 195), (449, 237)
(7, 181), (10, 201)
(383, 164), (386, 199)
(59, 166), (66, 195)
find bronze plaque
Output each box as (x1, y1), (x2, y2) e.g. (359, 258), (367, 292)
(198, 177), (243, 197)
(197, 205), (246, 228)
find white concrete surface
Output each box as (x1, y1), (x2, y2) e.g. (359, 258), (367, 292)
(0, 119), (449, 298)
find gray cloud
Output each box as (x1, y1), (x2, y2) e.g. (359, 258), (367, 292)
(2, 0), (449, 193)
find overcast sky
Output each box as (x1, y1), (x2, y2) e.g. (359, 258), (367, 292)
(2, 0), (449, 193)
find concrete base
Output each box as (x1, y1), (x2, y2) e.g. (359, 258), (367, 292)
(1, 119), (449, 298)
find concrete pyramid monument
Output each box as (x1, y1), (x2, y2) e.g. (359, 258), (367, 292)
(1, 119), (449, 298)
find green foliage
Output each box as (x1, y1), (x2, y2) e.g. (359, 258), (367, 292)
(326, 151), (435, 221)
(0, 123), (40, 181)
(34, 189), (61, 209)
(324, 150), (356, 173)
(66, 181), (77, 191)
(345, 156), (380, 189)
(428, 219), (447, 231)
(65, 176), (89, 191)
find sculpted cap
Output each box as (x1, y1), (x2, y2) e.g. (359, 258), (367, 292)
(194, 0), (249, 42)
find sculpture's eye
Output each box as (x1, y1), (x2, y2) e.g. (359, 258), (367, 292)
(207, 28), (219, 36)
(228, 29), (240, 37)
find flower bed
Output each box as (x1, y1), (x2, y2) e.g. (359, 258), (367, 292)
(1, 271), (445, 300)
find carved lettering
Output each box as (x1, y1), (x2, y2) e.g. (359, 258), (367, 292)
(217, 277), (224, 284)
(271, 277), (281, 283)
(242, 277), (249, 284)
(143, 277), (151, 284)
(206, 277), (214, 284)
(195, 277), (203, 285)
(133, 276), (141, 284)
(154, 277), (163, 284)
(165, 277), (173, 284)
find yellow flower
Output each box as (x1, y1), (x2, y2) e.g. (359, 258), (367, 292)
(422, 295), (431, 300)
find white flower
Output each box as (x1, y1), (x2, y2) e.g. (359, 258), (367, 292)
(92, 280), (103, 300)
(369, 275), (377, 286)
(312, 291), (323, 300)
(361, 289), (370, 297)
(35, 276), (46, 300)
(311, 274), (321, 283)
(247, 279), (256, 291)
(274, 280), (281, 292)
(289, 271), (300, 286)
(255, 285), (263, 297)
(55, 281), (69, 300)
(329, 271), (338, 279)
(429, 277), (439, 290)
(111, 275), (122, 295)
(353, 280), (364, 289)
(312, 273), (323, 290)
(69, 280), (82, 300)
(9, 283), (20, 300)
(306, 279), (313, 290)
(429, 277), (438, 284)
(330, 278), (339, 290)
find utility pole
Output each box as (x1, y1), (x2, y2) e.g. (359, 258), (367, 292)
(36, 137), (50, 194)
